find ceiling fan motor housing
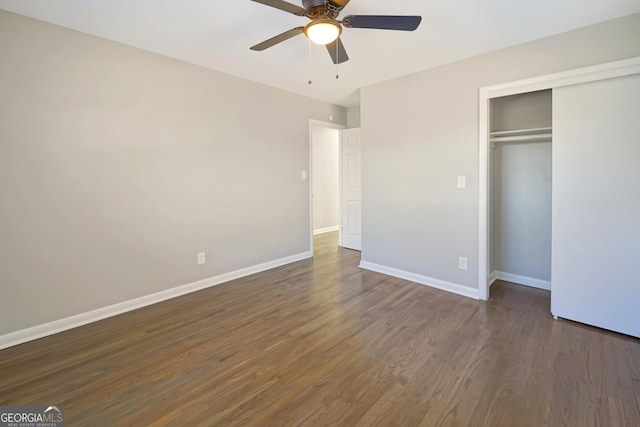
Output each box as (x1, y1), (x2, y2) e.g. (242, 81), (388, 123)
(301, 0), (341, 20)
(302, 0), (325, 8)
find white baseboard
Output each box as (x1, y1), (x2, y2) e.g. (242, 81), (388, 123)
(490, 270), (551, 291)
(313, 225), (339, 235)
(359, 261), (479, 300)
(0, 251), (313, 350)
(489, 271), (499, 286)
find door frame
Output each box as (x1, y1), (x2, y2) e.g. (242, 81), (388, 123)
(309, 119), (346, 254)
(478, 56), (640, 300)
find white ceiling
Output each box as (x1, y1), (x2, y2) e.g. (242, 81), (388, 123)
(1, 0), (639, 107)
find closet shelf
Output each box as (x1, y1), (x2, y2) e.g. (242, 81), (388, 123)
(489, 127), (552, 143)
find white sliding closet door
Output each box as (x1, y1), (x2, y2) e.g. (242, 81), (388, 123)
(552, 73), (640, 337)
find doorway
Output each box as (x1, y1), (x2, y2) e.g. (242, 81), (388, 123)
(310, 120), (343, 254)
(309, 120), (362, 255)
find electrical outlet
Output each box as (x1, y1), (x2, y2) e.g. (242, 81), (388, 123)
(301, 170), (307, 180)
(197, 252), (206, 265)
(458, 257), (468, 271)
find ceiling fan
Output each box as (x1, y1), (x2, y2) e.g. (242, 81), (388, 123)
(250, 0), (422, 64)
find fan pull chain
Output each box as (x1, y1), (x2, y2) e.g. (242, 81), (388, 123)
(335, 39), (340, 80)
(308, 38), (313, 85)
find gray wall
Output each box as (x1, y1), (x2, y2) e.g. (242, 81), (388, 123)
(492, 142), (552, 281)
(0, 10), (346, 335)
(347, 106), (361, 128)
(361, 13), (640, 290)
(491, 90), (552, 131)
(491, 91), (552, 281)
(311, 124), (340, 232)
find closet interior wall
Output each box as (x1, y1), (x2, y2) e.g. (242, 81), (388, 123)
(490, 90), (553, 289)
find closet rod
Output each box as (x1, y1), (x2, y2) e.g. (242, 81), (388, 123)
(490, 133), (552, 143)
(489, 127), (552, 137)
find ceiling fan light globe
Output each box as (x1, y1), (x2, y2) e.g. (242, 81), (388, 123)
(305, 21), (341, 45)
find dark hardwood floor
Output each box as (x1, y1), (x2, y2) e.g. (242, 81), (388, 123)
(1, 231), (639, 426)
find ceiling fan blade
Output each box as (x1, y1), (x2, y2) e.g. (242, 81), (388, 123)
(250, 27), (305, 51)
(342, 15), (422, 31)
(327, 0), (351, 10)
(326, 37), (349, 64)
(250, 0), (305, 15)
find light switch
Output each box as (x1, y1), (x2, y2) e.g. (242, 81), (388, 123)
(457, 176), (466, 189)
(302, 170), (307, 180)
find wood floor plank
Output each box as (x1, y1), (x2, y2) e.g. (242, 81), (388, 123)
(1, 232), (639, 425)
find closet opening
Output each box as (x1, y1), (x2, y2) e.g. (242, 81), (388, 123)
(488, 89), (553, 295)
(479, 58), (640, 336)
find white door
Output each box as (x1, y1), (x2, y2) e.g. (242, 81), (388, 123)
(340, 128), (362, 250)
(552, 73), (640, 338)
